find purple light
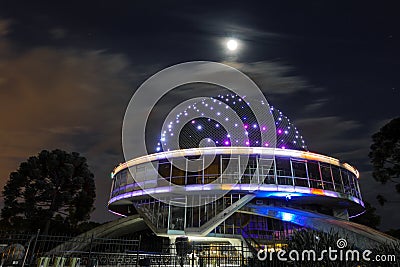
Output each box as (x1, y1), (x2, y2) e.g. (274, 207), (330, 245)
(191, 120), (195, 124)
(224, 140), (230, 145)
(281, 146), (286, 149)
(244, 124), (248, 129)
(278, 129), (282, 134)
(245, 141), (250, 146)
(264, 142), (269, 147)
(262, 126), (267, 131)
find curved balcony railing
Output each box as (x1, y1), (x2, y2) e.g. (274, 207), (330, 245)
(109, 148), (362, 205)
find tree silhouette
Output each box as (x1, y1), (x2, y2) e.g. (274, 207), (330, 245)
(369, 117), (400, 205)
(1, 149), (96, 233)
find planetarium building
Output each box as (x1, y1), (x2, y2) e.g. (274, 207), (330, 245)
(107, 94), (377, 249)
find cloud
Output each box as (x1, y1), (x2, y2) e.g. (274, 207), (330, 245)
(49, 28), (68, 39)
(199, 20), (288, 40)
(295, 116), (361, 150)
(304, 98), (330, 112)
(0, 19), (12, 37)
(0, 42), (137, 222)
(224, 61), (321, 95)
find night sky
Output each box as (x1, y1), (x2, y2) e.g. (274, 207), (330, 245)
(0, 1), (399, 230)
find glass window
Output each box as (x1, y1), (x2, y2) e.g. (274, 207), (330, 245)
(240, 156), (258, 184)
(171, 160), (185, 185)
(186, 206), (200, 228)
(259, 158), (275, 184)
(169, 206), (185, 230)
(187, 157), (203, 185)
(275, 157), (291, 177)
(291, 160), (307, 178)
(158, 160), (171, 179)
(331, 166), (344, 193)
(118, 170), (127, 187)
(291, 160), (308, 187)
(349, 173), (358, 197)
(222, 156), (239, 183)
(204, 155), (219, 184)
(320, 164), (333, 183)
(307, 161), (321, 181)
(309, 178), (323, 189)
(277, 176), (293, 186)
(294, 177), (309, 187)
(308, 161), (323, 189)
(340, 169), (351, 194)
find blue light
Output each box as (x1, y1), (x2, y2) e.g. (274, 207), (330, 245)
(281, 212), (295, 222)
(262, 192), (304, 198)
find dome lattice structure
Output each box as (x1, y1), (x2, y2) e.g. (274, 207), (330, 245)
(157, 94), (307, 152)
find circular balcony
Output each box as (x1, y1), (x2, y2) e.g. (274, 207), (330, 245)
(109, 147), (363, 218)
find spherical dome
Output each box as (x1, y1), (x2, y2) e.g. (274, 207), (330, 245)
(156, 94), (307, 152)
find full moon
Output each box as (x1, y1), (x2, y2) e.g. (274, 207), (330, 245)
(226, 39), (238, 51)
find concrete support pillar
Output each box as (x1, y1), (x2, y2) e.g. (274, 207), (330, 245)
(333, 208), (349, 220)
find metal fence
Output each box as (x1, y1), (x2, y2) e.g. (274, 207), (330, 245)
(0, 231), (292, 267)
(0, 231), (141, 267)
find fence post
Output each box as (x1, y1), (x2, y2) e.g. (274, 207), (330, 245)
(88, 233), (94, 262)
(136, 235), (141, 267)
(241, 241), (244, 267)
(27, 229), (41, 266)
(191, 242), (194, 267)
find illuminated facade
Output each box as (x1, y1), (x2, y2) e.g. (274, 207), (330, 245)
(108, 94), (364, 246)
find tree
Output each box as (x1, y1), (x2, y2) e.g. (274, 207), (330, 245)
(1, 149), (96, 234)
(369, 117), (400, 205)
